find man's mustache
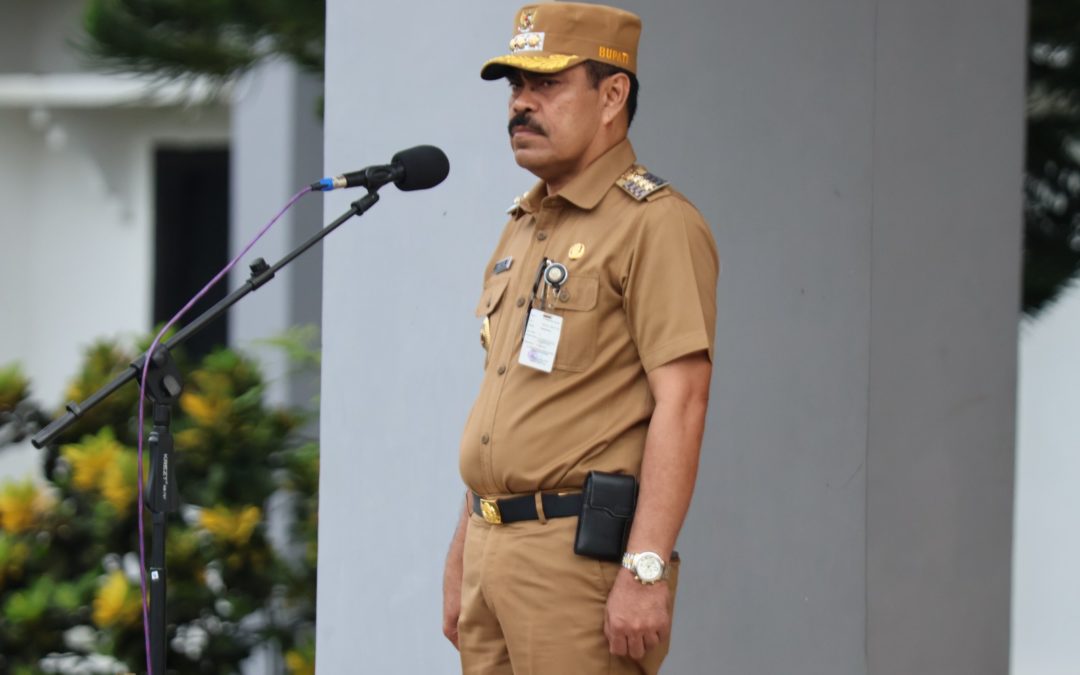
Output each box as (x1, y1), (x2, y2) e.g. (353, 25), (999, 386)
(508, 113), (546, 137)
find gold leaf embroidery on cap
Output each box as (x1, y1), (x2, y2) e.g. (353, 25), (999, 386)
(497, 53), (577, 70)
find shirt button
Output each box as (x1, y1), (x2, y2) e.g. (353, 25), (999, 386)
(481, 434), (490, 444)
(516, 297), (526, 307)
(558, 290), (570, 302)
(536, 231), (548, 241)
(497, 365), (506, 375)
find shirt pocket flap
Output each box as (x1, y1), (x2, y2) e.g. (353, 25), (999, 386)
(475, 274), (512, 317)
(554, 276), (599, 312)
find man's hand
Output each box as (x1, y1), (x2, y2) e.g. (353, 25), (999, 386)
(442, 576), (462, 649)
(604, 568), (672, 660)
(442, 506), (468, 649)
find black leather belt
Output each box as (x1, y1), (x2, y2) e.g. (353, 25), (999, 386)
(472, 491), (583, 525)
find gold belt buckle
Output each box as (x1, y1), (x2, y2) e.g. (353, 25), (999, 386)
(479, 498), (503, 525)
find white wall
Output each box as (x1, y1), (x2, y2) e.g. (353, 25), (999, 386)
(0, 0), (87, 74)
(229, 60), (323, 407)
(0, 111), (35, 367)
(0, 111), (37, 482)
(1012, 284), (1080, 675)
(0, 105), (228, 479)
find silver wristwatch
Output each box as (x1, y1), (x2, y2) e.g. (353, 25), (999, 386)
(621, 551), (667, 584)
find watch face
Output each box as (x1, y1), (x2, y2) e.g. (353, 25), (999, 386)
(637, 554), (663, 582)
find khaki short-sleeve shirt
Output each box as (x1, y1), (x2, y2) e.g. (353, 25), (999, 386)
(460, 139), (718, 497)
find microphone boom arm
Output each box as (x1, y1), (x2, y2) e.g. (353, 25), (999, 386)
(31, 189), (382, 449)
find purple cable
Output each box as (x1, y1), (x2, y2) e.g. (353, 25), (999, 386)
(135, 186), (312, 675)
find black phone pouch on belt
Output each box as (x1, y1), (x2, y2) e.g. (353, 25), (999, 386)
(573, 471), (638, 562)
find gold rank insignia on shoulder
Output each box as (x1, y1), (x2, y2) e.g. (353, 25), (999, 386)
(506, 192), (529, 215)
(616, 165), (669, 201)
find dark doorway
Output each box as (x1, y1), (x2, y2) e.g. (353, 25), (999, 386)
(153, 147), (229, 360)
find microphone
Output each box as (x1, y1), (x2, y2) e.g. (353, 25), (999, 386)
(312, 145), (450, 193)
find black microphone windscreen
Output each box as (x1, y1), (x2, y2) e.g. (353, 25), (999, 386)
(391, 145), (450, 191)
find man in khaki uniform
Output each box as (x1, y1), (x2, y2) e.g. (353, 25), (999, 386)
(443, 4), (718, 673)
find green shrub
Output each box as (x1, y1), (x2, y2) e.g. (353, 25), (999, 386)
(0, 335), (318, 674)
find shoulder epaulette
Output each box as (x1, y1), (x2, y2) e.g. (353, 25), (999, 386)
(506, 192), (529, 215)
(616, 165), (669, 201)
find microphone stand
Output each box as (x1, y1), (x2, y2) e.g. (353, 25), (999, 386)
(31, 188), (382, 674)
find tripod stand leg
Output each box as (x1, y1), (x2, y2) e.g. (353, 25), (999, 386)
(150, 510), (167, 674)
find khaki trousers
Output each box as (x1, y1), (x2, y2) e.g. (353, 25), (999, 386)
(458, 510), (679, 675)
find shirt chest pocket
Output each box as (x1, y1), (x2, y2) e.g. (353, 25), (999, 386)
(475, 274), (512, 359)
(550, 275), (600, 372)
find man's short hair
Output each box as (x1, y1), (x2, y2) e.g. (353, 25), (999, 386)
(584, 60), (639, 127)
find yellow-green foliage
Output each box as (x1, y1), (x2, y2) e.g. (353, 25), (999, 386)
(0, 364), (30, 413)
(0, 334), (318, 673)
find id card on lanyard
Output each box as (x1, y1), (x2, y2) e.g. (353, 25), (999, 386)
(518, 257), (569, 373)
(519, 309), (562, 372)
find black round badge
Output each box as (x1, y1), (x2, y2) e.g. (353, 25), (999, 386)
(544, 262), (569, 291)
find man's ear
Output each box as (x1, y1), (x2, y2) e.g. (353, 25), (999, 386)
(600, 72), (631, 126)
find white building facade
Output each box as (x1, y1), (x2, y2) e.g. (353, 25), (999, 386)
(0, 0), (229, 479)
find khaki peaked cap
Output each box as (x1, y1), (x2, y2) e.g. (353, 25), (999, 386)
(480, 2), (642, 80)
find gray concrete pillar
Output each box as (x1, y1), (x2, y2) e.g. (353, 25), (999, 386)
(317, 2), (1024, 673)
